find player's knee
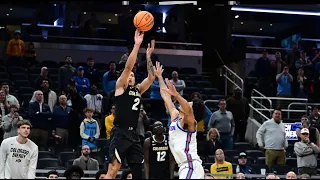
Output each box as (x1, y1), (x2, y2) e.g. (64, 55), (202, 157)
(129, 163), (143, 179)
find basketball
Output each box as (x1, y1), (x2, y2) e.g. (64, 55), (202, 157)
(133, 11), (154, 32)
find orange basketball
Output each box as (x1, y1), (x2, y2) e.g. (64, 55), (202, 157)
(133, 11), (154, 32)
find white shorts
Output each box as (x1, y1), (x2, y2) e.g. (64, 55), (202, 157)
(178, 160), (204, 179)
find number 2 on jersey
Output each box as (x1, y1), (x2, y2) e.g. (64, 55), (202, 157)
(132, 98), (140, 111)
(157, 151), (166, 162)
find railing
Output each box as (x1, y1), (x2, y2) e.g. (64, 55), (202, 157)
(251, 89), (273, 117)
(288, 102), (320, 119)
(221, 65), (244, 97)
(251, 96), (308, 121)
(249, 103), (270, 123)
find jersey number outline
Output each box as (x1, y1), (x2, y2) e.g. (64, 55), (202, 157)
(157, 151), (166, 162)
(132, 98), (140, 111)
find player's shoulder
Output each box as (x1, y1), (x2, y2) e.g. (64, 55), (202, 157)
(27, 138), (38, 148)
(2, 136), (15, 144)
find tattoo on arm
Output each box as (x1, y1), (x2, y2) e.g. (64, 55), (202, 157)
(147, 58), (155, 76)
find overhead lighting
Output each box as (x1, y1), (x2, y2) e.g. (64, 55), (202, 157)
(159, 1), (197, 5)
(240, 22), (243, 24)
(260, 28), (263, 31)
(270, 23), (273, 26)
(6, 13), (9, 16)
(54, 4), (56, 6)
(84, 12), (87, 14)
(232, 34), (275, 39)
(198, 8), (201, 10)
(235, 15), (239, 18)
(162, 12), (167, 24)
(108, 19), (111, 21)
(115, 14), (118, 16)
(231, 6), (320, 16)
(9, 8), (13, 11)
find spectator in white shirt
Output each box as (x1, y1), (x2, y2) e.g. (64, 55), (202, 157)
(170, 71), (186, 95)
(1, 82), (19, 108)
(30, 79), (57, 112)
(84, 85), (103, 116)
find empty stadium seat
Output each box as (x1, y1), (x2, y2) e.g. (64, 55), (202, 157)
(207, 155), (215, 163)
(233, 142), (253, 152)
(286, 158), (297, 167)
(28, 67), (41, 74)
(18, 87), (34, 94)
(256, 157), (265, 165)
(224, 150), (239, 158)
(251, 164), (269, 174)
(90, 152), (105, 165)
(180, 67), (197, 74)
(59, 152), (77, 167)
(8, 67), (26, 73)
(67, 159), (75, 168)
(37, 158), (60, 169)
(38, 151), (55, 159)
(245, 150), (265, 159)
(195, 81), (212, 88)
(0, 72), (9, 79)
(184, 80), (193, 87)
(272, 164), (294, 175)
(15, 80), (31, 88)
(95, 63), (110, 70)
(163, 66), (179, 74)
(41, 61), (59, 68)
(49, 69), (59, 75)
(202, 88), (219, 95)
(183, 87), (200, 95)
(187, 75), (203, 81)
(96, 138), (108, 149)
(0, 66), (5, 72)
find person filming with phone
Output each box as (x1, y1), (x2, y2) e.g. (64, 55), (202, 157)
(2, 104), (23, 139)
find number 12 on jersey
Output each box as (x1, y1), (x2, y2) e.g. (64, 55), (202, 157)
(157, 151), (166, 162)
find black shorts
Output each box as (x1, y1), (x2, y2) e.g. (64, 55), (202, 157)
(109, 126), (144, 164)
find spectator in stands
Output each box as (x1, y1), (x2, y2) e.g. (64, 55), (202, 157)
(170, 71), (186, 96)
(2, 104), (22, 139)
(64, 165), (84, 179)
(119, 45), (138, 65)
(286, 171), (297, 179)
(95, 169), (108, 179)
(210, 149), (233, 179)
(84, 85), (103, 116)
(266, 173), (277, 179)
(28, 90), (52, 148)
(236, 152), (254, 175)
(190, 92), (212, 137)
(272, 52), (287, 75)
(150, 77), (166, 119)
(309, 48), (320, 68)
(0, 90), (9, 116)
(102, 61), (119, 95)
(51, 95), (72, 145)
(286, 42), (300, 72)
(73, 145), (99, 171)
(276, 66), (293, 106)
(236, 173), (245, 179)
(300, 174), (311, 179)
(256, 108), (287, 170)
(255, 49), (272, 96)
(104, 104), (115, 159)
(84, 57), (99, 86)
(208, 99), (235, 150)
(58, 56), (77, 93)
(34, 67), (52, 90)
(0, 114), (3, 141)
(24, 42), (37, 68)
(137, 104), (149, 147)
(1, 82), (19, 108)
(73, 66), (91, 96)
(80, 108), (100, 151)
(294, 67), (310, 98)
(206, 128), (223, 156)
(6, 30), (25, 65)
(296, 115), (320, 146)
(309, 106), (320, 130)
(30, 79), (57, 112)
(295, 50), (312, 78)
(294, 128), (320, 176)
(226, 88), (249, 142)
(46, 170), (59, 179)
(120, 170), (132, 179)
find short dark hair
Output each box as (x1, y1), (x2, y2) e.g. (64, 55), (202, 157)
(219, 98), (226, 103)
(190, 92), (202, 100)
(84, 108), (94, 113)
(313, 106), (319, 110)
(120, 170), (132, 179)
(87, 57), (94, 61)
(64, 165), (84, 178)
(41, 78), (49, 83)
(17, 120), (32, 128)
(1, 82), (9, 87)
(192, 98), (206, 122)
(95, 169), (108, 179)
(47, 170), (58, 178)
(273, 107), (282, 113)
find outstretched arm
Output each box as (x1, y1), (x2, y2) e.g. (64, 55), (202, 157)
(163, 78), (194, 131)
(116, 30), (144, 90)
(154, 62), (179, 118)
(139, 40), (156, 94)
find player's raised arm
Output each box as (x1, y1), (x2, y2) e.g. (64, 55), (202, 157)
(138, 40), (156, 94)
(116, 30), (144, 90)
(154, 62), (178, 118)
(163, 78), (195, 128)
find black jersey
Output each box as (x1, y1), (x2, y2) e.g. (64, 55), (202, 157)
(114, 86), (141, 129)
(149, 135), (170, 179)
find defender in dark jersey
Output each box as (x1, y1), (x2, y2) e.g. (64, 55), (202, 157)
(144, 121), (175, 179)
(106, 30), (158, 179)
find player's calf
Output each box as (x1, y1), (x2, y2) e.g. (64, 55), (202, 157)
(105, 158), (121, 179)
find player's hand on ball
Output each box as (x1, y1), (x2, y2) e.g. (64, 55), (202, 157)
(162, 78), (179, 97)
(146, 40), (155, 58)
(153, 61), (163, 77)
(134, 29), (144, 45)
